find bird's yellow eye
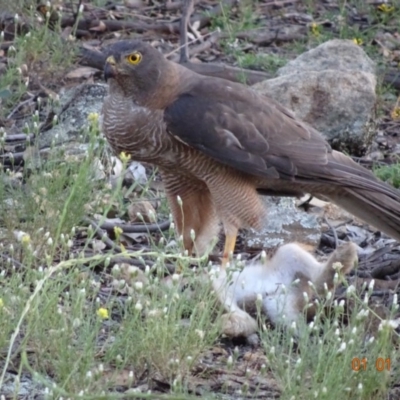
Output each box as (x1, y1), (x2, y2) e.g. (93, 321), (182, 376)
(127, 52), (142, 65)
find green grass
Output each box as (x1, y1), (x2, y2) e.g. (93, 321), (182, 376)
(262, 288), (399, 400)
(374, 161), (400, 188)
(0, 6), (76, 119)
(0, 114), (222, 397)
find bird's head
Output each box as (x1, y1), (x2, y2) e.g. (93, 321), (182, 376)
(104, 40), (175, 107)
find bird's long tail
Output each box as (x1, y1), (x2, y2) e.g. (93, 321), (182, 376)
(323, 151), (400, 242)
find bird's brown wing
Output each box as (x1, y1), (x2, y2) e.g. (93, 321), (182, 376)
(164, 77), (391, 194)
(164, 78), (331, 181)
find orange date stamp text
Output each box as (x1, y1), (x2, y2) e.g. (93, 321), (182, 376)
(351, 357), (391, 371)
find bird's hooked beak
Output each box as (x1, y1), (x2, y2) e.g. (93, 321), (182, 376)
(104, 56), (117, 81)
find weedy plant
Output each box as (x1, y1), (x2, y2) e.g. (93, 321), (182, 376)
(0, 5), (76, 120)
(0, 111), (223, 397)
(373, 161), (400, 188)
(261, 278), (400, 400)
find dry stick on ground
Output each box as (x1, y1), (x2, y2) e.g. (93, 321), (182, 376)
(0, 253), (26, 270)
(371, 259), (400, 279)
(323, 216), (339, 249)
(85, 218), (123, 253)
(6, 95), (36, 120)
(4, 134), (34, 142)
(94, 219), (171, 233)
(175, 0), (272, 84)
(60, 0), (233, 37)
(163, 0), (201, 11)
(179, 0), (195, 64)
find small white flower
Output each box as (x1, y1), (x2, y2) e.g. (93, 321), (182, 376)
(261, 250), (267, 263)
(368, 279), (375, 292)
(227, 355), (233, 366)
(195, 329), (204, 340)
(134, 281), (143, 291)
(333, 272), (339, 285)
(337, 341), (346, 353)
(379, 318), (400, 330)
(135, 302), (143, 311)
(303, 291), (309, 303)
(346, 285), (356, 295)
(356, 308), (369, 320)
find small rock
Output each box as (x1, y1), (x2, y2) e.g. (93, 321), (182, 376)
(127, 161), (147, 185)
(38, 83), (107, 148)
(128, 200), (157, 223)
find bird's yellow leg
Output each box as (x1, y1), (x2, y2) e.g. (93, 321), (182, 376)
(221, 229), (238, 269)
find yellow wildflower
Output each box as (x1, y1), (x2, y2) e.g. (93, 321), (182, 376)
(119, 151), (131, 163)
(97, 307), (109, 319)
(21, 234), (31, 245)
(0, 298), (3, 308)
(310, 22), (320, 37)
(377, 4), (394, 13)
(87, 112), (99, 123)
(353, 38), (363, 46)
(391, 107), (400, 120)
(114, 226), (123, 240)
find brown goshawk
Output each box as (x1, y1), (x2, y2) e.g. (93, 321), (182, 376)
(102, 40), (400, 266)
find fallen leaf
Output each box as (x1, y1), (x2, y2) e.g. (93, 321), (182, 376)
(89, 21), (107, 32)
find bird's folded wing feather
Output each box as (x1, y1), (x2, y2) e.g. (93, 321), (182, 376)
(164, 77), (397, 196)
(164, 78), (331, 181)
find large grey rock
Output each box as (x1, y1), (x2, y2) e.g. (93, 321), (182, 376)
(277, 39), (375, 75)
(253, 39), (377, 154)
